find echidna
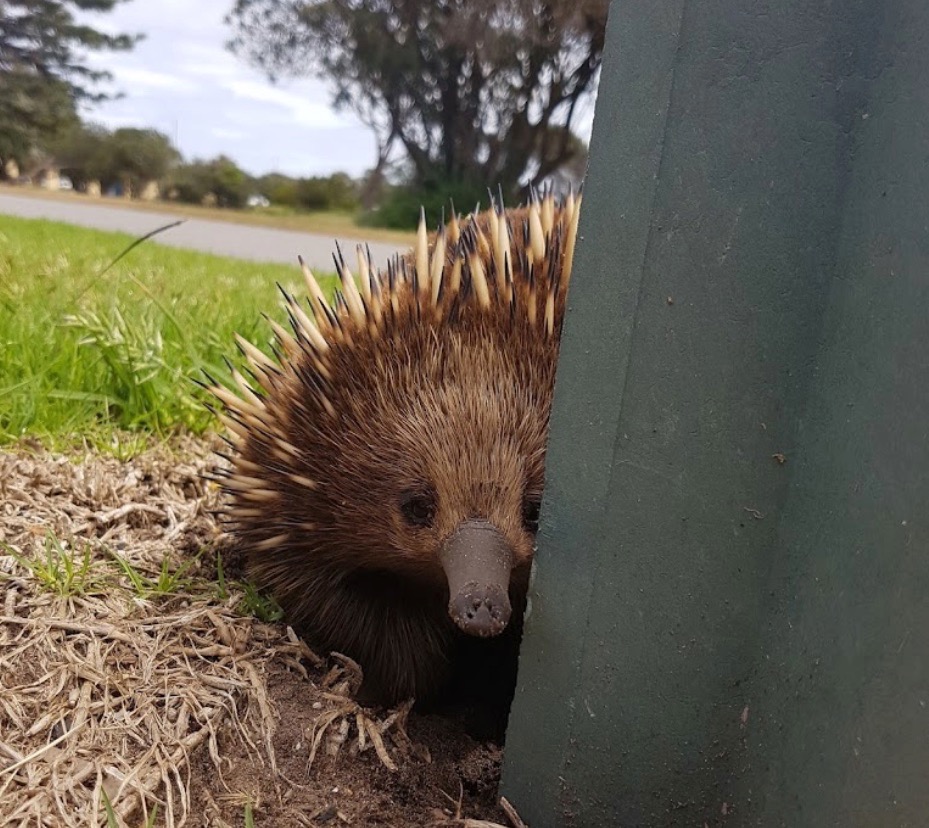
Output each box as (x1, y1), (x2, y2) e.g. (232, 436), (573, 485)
(207, 193), (581, 711)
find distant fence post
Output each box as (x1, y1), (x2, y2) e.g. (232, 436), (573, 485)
(501, 0), (929, 824)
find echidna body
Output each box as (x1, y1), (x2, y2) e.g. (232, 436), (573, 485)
(209, 194), (581, 707)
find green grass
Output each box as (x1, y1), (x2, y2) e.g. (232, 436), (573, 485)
(2, 529), (189, 600)
(0, 215), (338, 451)
(107, 547), (203, 599)
(215, 553), (284, 622)
(4, 532), (103, 597)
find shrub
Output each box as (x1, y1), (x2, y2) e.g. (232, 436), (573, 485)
(361, 175), (491, 230)
(169, 156), (251, 208)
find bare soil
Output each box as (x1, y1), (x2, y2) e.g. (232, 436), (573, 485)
(187, 661), (505, 827)
(0, 437), (513, 827)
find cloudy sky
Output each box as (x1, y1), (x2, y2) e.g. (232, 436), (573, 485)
(76, 0), (377, 178)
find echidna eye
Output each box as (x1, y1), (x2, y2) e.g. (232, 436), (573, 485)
(522, 496), (542, 533)
(400, 491), (436, 528)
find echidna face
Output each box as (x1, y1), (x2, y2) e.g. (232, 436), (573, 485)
(309, 315), (550, 639)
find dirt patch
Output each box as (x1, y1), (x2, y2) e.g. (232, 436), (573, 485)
(188, 661), (505, 827)
(0, 437), (516, 827)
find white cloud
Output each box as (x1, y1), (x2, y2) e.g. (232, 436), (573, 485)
(86, 0), (211, 36)
(176, 40), (242, 80)
(211, 127), (247, 141)
(224, 80), (348, 129)
(112, 66), (200, 93)
(180, 60), (238, 80)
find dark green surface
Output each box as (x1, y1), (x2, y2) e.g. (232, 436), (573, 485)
(501, 0), (929, 825)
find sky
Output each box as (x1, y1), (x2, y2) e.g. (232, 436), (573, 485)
(76, 0), (378, 178)
(75, 0), (598, 181)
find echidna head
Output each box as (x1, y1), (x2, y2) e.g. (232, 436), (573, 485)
(382, 399), (543, 639)
(310, 312), (551, 640)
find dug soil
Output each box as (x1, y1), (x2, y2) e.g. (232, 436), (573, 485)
(186, 660), (507, 826)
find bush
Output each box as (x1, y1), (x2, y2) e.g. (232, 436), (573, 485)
(294, 173), (359, 212)
(258, 174), (298, 207)
(250, 172), (359, 212)
(361, 175), (491, 230)
(169, 156), (250, 208)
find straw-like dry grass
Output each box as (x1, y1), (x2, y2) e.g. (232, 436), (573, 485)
(0, 438), (456, 827)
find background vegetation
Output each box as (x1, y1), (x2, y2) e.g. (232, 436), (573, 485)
(227, 0), (605, 204)
(0, 215), (337, 451)
(1, 0), (602, 229)
(0, 0), (139, 163)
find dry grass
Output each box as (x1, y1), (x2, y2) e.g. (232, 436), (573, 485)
(0, 438), (426, 827)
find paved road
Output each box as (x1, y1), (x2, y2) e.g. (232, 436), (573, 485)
(0, 192), (408, 273)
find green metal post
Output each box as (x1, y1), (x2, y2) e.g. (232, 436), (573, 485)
(501, 0), (929, 824)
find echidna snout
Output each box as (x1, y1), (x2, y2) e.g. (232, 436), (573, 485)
(440, 519), (514, 637)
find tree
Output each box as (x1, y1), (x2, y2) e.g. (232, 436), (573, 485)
(256, 172), (299, 206)
(169, 156), (252, 208)
(46, 121), (112, 187)
(45, 124), (179, 193)
(106, 127), (180, 193)
(226, 0), (607, 198)
(0, 1), (140, 164)
(294, 172), (358, 211)
(0, 71), (77, 165)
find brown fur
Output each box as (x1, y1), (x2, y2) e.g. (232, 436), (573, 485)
(212, 198), (580, 707)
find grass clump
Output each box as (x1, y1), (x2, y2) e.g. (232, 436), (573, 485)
(101, 790), (159, 828)
(0, 215), (337, 451)
(107, 548), (202, 599)
(216, 553), (284, 623)
(4, 532), (103, 597)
